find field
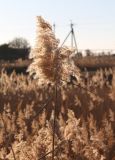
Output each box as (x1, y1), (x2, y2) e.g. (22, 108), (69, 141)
(0, 16), (115, 160)
(0, 65), (115, 160)
(74, 55), (115, 70)
(0, 55), (115, 74)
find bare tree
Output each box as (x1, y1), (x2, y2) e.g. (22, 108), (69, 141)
(8, 37), (30, 49)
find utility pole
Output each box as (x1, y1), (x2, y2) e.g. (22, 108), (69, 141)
(60, 21), (78, 54)
(53, 23), (56, 35)
(70, 21), (78, 53)
(71, 22), (74, 49)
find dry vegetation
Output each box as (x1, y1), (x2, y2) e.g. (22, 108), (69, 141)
(1, 55), (115, 74)
(74, 55), (115, 70)
(0, 16), (115, 160)
(0, 69), (115, 160)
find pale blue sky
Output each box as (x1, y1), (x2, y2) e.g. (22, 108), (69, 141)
(0, 0), (115, 49)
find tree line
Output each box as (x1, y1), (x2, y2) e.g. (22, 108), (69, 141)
(0, 37), (30, 61)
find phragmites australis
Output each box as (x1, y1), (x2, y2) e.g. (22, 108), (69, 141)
(27, 16), (81, 85)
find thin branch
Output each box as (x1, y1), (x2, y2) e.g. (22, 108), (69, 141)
(25, 95), (53, 125)
(38, 140), (66, 160)
(61, 79), (97, 96)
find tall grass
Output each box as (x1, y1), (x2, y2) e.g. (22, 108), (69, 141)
(0, 69), (115, 159)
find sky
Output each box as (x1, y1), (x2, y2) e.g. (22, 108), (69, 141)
(0, 0), (115, 50)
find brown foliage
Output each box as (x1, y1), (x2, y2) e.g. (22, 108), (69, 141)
(0, 70), (115, 159)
